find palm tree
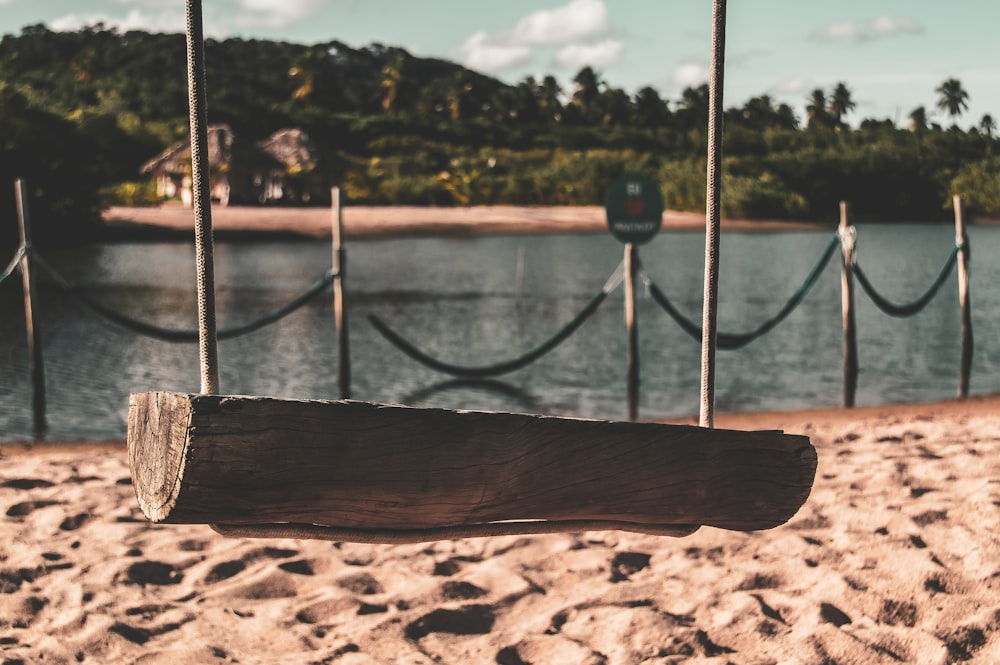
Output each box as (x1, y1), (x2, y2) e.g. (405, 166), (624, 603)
(632, 86), (669, 128)
(908, 106), (928, 132)
(379, 54), (405, 115)
(979, 113), (996, 139)
(828, 82), (856, 127)
(935, 78), (969, 124)
(806, 88), (829, 129)
(571, 66), (603, 123)
(599, 87), (631, 126)
(537, 75), (563, 123)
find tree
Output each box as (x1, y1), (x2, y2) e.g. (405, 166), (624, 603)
(806, 88), (830, 129)
(379, 53), (405, 115)
(632, 86), (668, 128)
(598, 87), (630, 125)
(571, 66), (603, 123)
(936, 78), (969, 124)
(908, 106), (927, 132)
(979, 113), (996, 139)
(828, 82), (856, 127)
(537, 75), (563, 122)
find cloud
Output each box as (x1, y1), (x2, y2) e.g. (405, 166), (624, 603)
(458, 31), (533, 72)
(812, 16), (924, 43)
(510, 0), (610, 45)
(234, 0), (324, 29)
(48, 8), (186, 34)
(672, 61), (709, 89)
(457, 0), (617, 73)
(554, 39), (623, 69)
(871, 15), (923, 37)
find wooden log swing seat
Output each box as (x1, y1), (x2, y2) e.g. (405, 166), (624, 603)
(126, 0), (816, 543)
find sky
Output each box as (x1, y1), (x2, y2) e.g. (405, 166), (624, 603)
(3, 0), (999, 128)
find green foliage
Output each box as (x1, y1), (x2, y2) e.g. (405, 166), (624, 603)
(100, 180), (159, 207)
(951, 159), (1000, 216)
(1, 24), (998, 241)
(0, 84), (103, 251)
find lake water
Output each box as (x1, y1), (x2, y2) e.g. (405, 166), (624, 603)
(1, 223), (997, 442)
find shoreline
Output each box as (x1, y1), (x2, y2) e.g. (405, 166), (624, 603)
(102, 204), (828, 240)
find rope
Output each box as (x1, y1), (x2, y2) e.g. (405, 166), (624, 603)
(32, 251), (335, 342)
(368, 261), (625, 378)
(212, 520), (699, 544)
(643, 233), (839, 350)
(0, 245), (26, 286)
(185, 0), (220, 394)
(700, 0), (728, 428)
(852, 245), (960, 317)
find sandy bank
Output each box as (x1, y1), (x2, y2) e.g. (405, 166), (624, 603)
(102, 204), (826, 240)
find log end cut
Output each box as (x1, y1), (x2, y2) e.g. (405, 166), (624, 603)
(127, 391), (194, 523)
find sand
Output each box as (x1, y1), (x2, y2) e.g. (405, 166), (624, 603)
(101, 204), (826, 239)
(1, 395), (998, 664)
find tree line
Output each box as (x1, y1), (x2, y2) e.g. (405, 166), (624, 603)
(1, 24), (998, 248)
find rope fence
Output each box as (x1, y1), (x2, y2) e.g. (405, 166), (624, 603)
(852, 245), (960, 318)
(642, 233), (840, 350)
(368, 260), (625, 378)
(31, 251), (336, 343)
(2, 188), (977, 431)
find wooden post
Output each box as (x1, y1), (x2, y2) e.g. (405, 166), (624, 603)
(839, 201), (858, 408)
(14, 179), (46, 434)
(954, 195), (973, 397)
(331, 186), (350, 399)
(127, 391), (817, 534)
(624, 243), (639, 421)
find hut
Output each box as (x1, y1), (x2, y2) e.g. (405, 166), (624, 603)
(255, 128), (335, 204)
(140, 125), (327, 206)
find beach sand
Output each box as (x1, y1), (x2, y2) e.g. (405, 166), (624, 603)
(2, 395), (998, 664)
(101, 204), (825, 239)
(3, 205), (994, 663)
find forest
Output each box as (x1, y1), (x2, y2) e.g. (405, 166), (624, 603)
(1, 24), (998, 248)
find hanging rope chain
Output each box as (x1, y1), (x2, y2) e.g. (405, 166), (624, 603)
(369, 260), (625, 378)
(700, 0), (727, 429)
(185, 0), (220, 394)
(30, 252), (335, 342)
(643, 233), (840, 349)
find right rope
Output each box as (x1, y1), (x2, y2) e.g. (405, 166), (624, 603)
(852, 246), (960, 317)
(700, 0), (727, 428)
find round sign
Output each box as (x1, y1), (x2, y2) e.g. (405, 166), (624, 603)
(604, 172), (664, 245)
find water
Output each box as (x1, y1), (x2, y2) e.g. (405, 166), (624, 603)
(1, 224), (997, 442)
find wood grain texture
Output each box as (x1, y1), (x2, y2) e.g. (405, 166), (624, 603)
(127, 391), (816, 533)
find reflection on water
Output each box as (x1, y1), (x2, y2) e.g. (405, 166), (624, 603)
(1, 224), (998, 442)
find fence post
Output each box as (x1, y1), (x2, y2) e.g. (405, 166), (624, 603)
(839, 201), (858, 408)
(331, 186), (351, 399)
(14, 179), (46, 434)
(953, 195), (973, 398)
(624, 243), (639, 421)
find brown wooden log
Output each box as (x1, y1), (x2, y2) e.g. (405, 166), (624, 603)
(127, 391), (816, 535)
(15, 179), (46, 434)
(839, 201), (858, 408)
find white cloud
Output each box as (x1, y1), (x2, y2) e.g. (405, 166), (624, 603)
(554, 39), (623, 69)
(510, 0), (609, 46)
(871, 15), (923, 37)
(234, 0), (324, 29)
(48, 8), (186, 34)
(672, 61), (709, 89)
(812, 20), (862, 43)
(457, 0), (617, 73)
(812, 16), (924, 43)
(458, 31), (533, 72)
(770, 78), (809, 95)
